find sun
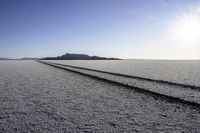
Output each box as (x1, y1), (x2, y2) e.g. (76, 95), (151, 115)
(170, 13), (200, 43)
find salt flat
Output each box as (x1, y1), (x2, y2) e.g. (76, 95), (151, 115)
(46, 60), (200, 87)
(0, 60), (200, 132)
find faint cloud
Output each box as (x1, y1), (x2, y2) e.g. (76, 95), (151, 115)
(144, 14), (169, 26)
(158, 0), (169, 8)
(197, 6), (200, 14)
(145, 15), (156, 21)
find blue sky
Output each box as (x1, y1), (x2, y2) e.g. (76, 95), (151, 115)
(0, 0), (200, 59)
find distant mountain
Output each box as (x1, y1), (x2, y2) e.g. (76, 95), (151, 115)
(0, 58), (10, 60)
(20, 58), (40, 60)
(42, 53), (120, 60)
(0, 57), (40, 60)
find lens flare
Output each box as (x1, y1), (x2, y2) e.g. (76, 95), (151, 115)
(170, 11), (200, 44)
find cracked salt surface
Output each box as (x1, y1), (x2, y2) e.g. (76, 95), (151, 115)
(0, 61), (200, 132)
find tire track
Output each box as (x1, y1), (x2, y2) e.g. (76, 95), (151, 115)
(37, 60), (200, 107)
(38, 61), (200, 90)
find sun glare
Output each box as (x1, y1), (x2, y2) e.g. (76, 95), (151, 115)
(171, 12), (200, 43)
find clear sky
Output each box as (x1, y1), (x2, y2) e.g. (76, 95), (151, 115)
(0, 0), (200, 59)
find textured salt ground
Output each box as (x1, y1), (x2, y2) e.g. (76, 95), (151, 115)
(40, 61), (200, 104)
(46, 60), (200, 87)
(0, 61), (200, 132)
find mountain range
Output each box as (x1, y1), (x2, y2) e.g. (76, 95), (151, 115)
(0, 53), (120, 60)
(42, 53), (120, 60)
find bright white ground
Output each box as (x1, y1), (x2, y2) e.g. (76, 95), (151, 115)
(0, 61), (199, 132)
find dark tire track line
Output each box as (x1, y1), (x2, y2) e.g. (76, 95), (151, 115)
(37, 61), (200, 90)
(37, 60), (200, 108)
